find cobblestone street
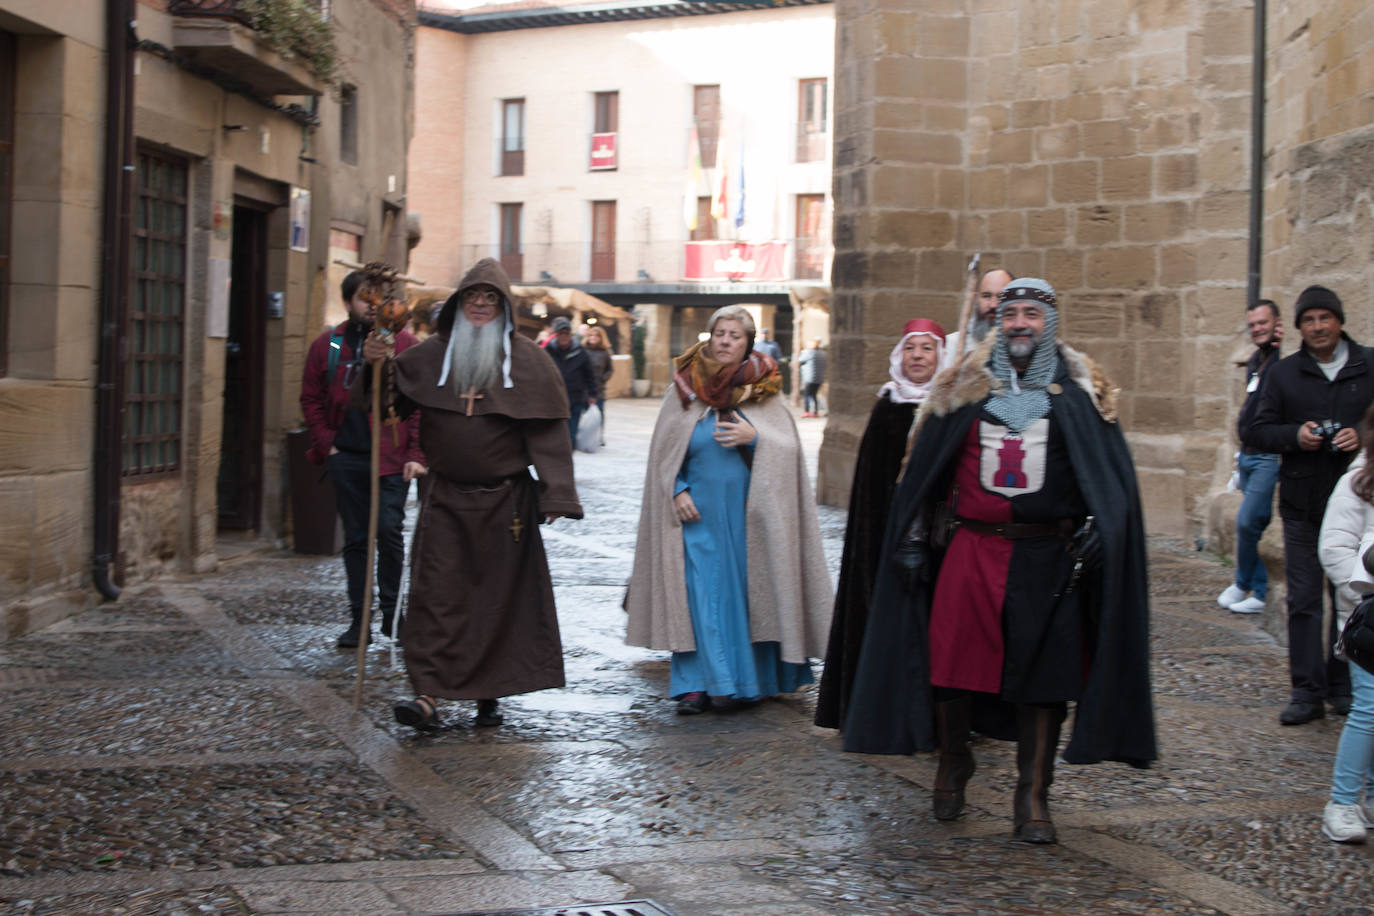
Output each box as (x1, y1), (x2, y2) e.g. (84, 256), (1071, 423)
(2, 398), (1370, 915)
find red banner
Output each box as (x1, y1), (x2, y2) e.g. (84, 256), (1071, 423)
(682, 241), (786, 281)
(589, 132), (617, 170)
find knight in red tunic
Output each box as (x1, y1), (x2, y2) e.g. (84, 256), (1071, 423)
(840, 278), (1156, 846)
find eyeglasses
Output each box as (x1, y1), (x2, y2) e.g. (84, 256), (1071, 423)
(462, 289), (500, 306)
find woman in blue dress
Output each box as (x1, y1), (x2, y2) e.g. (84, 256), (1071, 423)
(625, 307), (834, 715)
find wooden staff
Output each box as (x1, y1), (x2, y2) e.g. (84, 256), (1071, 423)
(953, 252), (981, 354)
(349, 258), (411, 711)
(353, 353), (384, 710)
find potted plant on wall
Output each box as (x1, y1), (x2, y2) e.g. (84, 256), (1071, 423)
(630, 322), (651, 397)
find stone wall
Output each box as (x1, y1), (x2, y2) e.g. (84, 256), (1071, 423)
(1263, 0), (1374, 340)
(823, 0), (1281, 536)
(1, 0), (417, 632)
(0, 6), (105, 629)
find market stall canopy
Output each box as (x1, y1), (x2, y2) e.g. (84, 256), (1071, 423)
(511, 285), (632, 322)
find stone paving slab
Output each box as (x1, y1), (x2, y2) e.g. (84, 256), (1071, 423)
(747, 838), (1231, 915)
(213, 587), (352, 626)
(43, 594), (192, 632)
(0, 630), (246, 680)
(1107, 811), (1374, 906)
(0, 885), (250, 915)
(0, 682), (345, 758)
(0, 761), (472, 877)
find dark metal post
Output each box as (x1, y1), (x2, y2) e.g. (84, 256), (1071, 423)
(93, 0), (135, 600)
(1246, 0), (1267, 307)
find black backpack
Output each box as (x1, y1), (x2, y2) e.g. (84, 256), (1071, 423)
(1338, 593), (1374, 676)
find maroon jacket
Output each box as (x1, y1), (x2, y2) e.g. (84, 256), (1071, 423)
(300, 321), (423, 474)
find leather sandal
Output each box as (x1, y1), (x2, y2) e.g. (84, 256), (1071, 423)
(393, 695), (441, 732)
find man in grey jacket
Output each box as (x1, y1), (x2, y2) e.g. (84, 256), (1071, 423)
(798, 339), (827, 417)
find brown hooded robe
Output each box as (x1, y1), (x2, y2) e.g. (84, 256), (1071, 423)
(385, 258), (581, 699)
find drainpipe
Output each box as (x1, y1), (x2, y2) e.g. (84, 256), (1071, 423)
(93, 0), (135, 601)
(1246, 0), (1266, 307)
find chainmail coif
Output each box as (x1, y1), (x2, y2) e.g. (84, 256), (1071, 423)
(985, 278), (1059, 433)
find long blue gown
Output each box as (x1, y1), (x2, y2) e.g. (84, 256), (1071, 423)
(668, 409), (815, 700)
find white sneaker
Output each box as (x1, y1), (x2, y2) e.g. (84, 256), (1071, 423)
(1360, 798), (1374, 827)
(1218, 584), (1248, 608)
(1229, 596), (1266, 614)
(1322, 801), (1368, 843)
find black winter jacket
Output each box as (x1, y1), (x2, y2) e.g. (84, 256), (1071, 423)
(1242, 334), (1374, 522)
(1235, 343), (1281, 454)
(545, 339), (598, 405)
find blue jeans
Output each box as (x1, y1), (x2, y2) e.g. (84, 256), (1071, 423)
(1234, 452), (1278, 599)
(1331, 661), (1374, 805)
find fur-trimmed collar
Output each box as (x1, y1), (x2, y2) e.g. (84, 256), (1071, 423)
(912, 335), (1120, 439)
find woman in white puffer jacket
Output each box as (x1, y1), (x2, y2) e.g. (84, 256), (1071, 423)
(1317, 408), (1374, 843)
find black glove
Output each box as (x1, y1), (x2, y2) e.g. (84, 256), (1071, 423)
(1070, 517), (1102, 573)
(893, 536), (932, 593)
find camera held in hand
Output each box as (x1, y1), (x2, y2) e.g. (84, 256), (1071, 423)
(1315, 418), (1344, 452)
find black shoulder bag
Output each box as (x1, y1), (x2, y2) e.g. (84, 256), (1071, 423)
(1337, 593), (1374, 676)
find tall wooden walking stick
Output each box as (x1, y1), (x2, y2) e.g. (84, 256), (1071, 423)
(953, 252), (981, 355)
(352, 262), (412, 710)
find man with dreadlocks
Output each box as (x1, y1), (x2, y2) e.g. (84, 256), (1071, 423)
(841, 278), (1155, 845)
(361, 258), (581, 732)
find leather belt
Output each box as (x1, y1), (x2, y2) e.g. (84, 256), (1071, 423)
(954, 517), (1073, 540)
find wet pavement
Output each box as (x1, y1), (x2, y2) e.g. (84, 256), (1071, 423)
(2, 398), (1371, 915)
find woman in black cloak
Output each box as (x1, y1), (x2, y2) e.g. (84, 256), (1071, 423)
(815, 318), (948, 729)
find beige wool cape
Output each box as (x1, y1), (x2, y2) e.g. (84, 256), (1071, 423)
(625, 391), (834, 664)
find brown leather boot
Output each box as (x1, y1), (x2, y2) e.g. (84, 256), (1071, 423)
(932, 694), (976, 820)
(1013, 703), (1064, 844)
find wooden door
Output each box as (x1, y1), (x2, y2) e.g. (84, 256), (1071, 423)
(591, 201), (616, 281)
(217, 203), (268, 530)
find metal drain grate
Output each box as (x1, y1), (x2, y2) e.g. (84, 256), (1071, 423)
(451, 901), (673, 916)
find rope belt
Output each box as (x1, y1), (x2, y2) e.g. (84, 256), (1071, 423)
(954, 517), (1074, 540)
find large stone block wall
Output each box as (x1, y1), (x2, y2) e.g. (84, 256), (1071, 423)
(1263, 0), (1374, 337)
(824, 0), (1277, 536)
(1, 21), (104, 625)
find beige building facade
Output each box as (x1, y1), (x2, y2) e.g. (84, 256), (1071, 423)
(823, 0), (1374, 541)
(0, 0), (416, 636)
(412, 0), (835, 393)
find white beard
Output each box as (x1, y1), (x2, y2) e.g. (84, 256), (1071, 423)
(446, 317), (506, 396)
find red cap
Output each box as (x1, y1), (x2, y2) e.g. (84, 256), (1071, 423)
(902, 318), (947, 341)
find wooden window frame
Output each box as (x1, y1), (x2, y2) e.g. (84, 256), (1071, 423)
(796, 78), (828, 163)
(794, 193), (826, 281)
(590, 200), (616, 282)
(501, 98), (525, 176)
(124, 146), (189, 480)
(499, 202), (523, 282)
(690, 196), (715, 242)
(693, 84), (720, 169)
(340, 84), (358, 165)
(594, 91), (618, 133)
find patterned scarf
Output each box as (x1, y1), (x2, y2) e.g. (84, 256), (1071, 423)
(672, 340), (782, 409)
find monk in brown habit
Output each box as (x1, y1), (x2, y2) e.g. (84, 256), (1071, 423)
(361, 258), (582, 731)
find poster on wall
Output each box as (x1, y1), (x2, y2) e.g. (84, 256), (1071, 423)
(289, 187), (311, 252)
